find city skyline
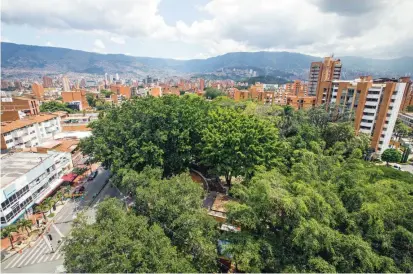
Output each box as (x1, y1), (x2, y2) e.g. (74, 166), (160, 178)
(1, 0), (413, 60)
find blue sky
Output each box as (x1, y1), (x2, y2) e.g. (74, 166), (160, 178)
(2, 0), (412, 59)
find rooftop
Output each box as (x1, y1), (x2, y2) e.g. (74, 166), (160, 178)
(1, 113), (58, 133)
(0, 152), (52, 187)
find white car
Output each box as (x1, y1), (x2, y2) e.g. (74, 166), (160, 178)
(392, 164), (402, 170)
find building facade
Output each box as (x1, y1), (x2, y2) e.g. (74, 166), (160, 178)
(1, 114), (62, 150)
(32, 82), (44, 98)
(62, 76), (70, 92)
(322, 76), (407, 154)
(1, 97), (40, 115)
(308, 57), (342, 96)
(61, 90), (89, 110)
(0, 151), (72, 227)
(43, 76), (53, 88)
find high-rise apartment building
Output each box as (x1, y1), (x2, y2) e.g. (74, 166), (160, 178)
(32, 82), (44, 98)
(200, 78), (205, 91)
(62, 76), (70, 92)
(308, 56), (342, 96)
(43, 76), (53, 88)
(322, 76), (408, 154)
(399, 77), (413, 111)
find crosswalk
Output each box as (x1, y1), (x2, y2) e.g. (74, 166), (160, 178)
(3, 238), (64, 270)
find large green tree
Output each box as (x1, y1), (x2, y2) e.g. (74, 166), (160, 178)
(81, 95), (210, 176)
(133, 171), (219, 272)
(63, 198), (195, 273)
(224, 158), (413, 272)
(381, 148), (402, 165)
(200, 107), (281, 186)
(40, 101), (74, 113)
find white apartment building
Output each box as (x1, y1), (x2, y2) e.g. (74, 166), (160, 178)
(325, 76), (408, 154)
(1, 114), (61, 151)
(1, 151), (72, 227)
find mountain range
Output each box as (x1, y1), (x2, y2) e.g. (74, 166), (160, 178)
(1, 42), (413, 80)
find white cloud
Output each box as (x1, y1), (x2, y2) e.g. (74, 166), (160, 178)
(46, 41), (54, 46)
(174, 0), (413, 58)
(1, 0), (412, 58)
(110, 36), (125, 44)
(1, 0), (175, 39)
(94, 39), (105, 49)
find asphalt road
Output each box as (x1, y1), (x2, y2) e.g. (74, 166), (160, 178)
(1, 168), (123, 273)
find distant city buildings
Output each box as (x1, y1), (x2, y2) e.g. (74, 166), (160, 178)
(32, 82), (44, 98)
(62, 76), (70, 92)
(43, 76), (53, 88)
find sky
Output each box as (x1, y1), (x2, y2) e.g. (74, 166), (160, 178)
(1, 0), (412, 60)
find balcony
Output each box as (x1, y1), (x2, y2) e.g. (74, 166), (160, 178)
(19, 134), (32, 143)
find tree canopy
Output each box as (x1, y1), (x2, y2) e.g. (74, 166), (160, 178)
(381, 148), (402, 165)
(63, 199), (195, 273)
(40, 101), (74, 113)
(76, 95), (413, 273)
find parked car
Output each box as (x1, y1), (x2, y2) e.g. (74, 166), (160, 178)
(393, 164), (402, 170)
(88, 171), (98, 181)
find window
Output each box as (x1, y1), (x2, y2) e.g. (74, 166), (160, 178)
(363, 112), (374, 116)
(360, 126), (371, 130)
(365, 105), (376, 109)
(369, 90), (380, 95)
(379, 141), (383, 144)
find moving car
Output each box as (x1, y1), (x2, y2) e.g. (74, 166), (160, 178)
(87, 171), (98, 181)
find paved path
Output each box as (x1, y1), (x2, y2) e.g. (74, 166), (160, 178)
(1, 168), (119, 273)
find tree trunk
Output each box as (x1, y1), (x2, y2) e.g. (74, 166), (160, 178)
(9, 236), (14, 250)
(225, 173), (232, 189)
(26, 228), (30, 235)
(42, 212), (47, 220)
(386, 161), (389, 166)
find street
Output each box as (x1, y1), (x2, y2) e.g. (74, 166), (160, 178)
(1, 168), (123, 273)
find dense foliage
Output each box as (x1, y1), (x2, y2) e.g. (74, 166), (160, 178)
(63, 199), (195, 273)
(40, 101), (74, 113)
(72, 95), (413, 273)
(204, 87), (226, 99)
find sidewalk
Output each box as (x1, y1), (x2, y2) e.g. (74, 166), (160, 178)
(1, 199), (69, 262)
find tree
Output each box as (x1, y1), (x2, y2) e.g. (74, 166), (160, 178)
(394, 120), (411, 141)
(200, 107), (281, 186)
(322, 122), (355, 148)
(381, 148), (402, 165)
(37, 200), (51, 219)
(81, 95), (210, 176)
(134, 172), (219, 272)
(86, 93), (97, 107)
(100, 89), (113, 97)
(1, 225), (18, 249)
(204, 87), (225, 99)
(307, 106), (330, 130)
(17, 219), (32, 235)
(40, 101), (74, 113)
(63, 198), (195, 273)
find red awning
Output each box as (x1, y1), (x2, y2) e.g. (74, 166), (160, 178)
(61, 173), (78, 182)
